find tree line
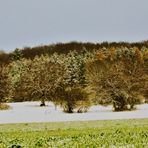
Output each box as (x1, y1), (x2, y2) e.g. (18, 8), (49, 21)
(1, 41), (148, 63)
(0, 43), (148, 112)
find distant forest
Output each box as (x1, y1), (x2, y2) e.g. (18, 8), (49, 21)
(1, 41), (148, 64)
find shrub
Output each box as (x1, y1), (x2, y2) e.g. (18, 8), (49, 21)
(53, 87), (90, 113)
(0, 103), (10, 110)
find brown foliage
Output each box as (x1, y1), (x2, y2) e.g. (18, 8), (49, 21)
(87, 47), (148, 111)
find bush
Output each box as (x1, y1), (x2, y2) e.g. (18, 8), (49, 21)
(53, 87), (90, 113)
(0, 103), (10, 110)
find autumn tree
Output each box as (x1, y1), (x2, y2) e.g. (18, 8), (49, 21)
(142, 48), (148, 102)
(117, 47), (147, 108)
(0, 64), (10, 109)
(52, 51), (90, 113)
(24, 55), (66, 106)
(9, 58), (32, 102)
(87, 47), (147, 111)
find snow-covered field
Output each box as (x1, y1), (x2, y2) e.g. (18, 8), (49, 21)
(0, 102), (148, 124)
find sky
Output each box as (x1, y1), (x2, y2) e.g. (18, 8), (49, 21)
(0, 0), (148, 52)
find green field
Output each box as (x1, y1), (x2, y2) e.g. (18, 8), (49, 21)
(0, 119), (148, 147)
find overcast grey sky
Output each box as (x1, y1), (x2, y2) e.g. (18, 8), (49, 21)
(0, 0), (148, 52)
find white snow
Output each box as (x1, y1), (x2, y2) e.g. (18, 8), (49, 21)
(0, 102), (148, 124)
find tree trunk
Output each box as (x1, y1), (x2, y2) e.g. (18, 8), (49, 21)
(67, 106), (73, 113)
(40, 98), (45, 106)
(64, 102), (73, 113)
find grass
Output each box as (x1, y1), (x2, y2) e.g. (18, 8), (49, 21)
(0, 119), (148, 147)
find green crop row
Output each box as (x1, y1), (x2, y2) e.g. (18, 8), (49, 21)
(0, 122), (147, 148)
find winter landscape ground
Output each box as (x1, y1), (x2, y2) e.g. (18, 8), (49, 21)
(0, 102), (148, 124)
(0, 100), (148, 147)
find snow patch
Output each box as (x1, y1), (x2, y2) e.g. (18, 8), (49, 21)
(0, 102), (148, 124)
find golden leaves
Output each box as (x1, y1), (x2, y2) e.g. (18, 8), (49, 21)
(109, 47), (116, 61)
(96, 52), (106, 61)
